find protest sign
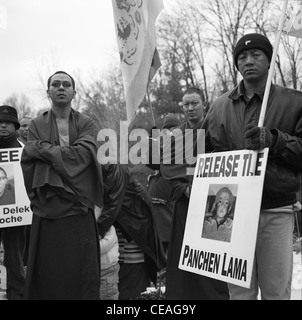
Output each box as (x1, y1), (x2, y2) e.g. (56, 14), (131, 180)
(0, 148), (32, 228)
(179, 149), (269, 288)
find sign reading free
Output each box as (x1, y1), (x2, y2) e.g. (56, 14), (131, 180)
(0, 148), (32, 228)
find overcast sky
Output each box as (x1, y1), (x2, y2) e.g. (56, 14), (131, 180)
(0, 0), (172, 112)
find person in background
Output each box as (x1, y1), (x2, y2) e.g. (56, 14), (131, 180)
(161, 88), (229, 300)
(147, 114), (181, 254)
(18, 117), (32, 145)
(203, 33), (302, 300)
(96, 163), (129, 300)
(115, 171), (166, 300)
(0, 105), (26, 300)
(99, 224), (120, 300)
(21, 71), (103, 300)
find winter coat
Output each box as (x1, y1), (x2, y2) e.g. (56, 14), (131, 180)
(203, 81), (302, 209)
(114, 179), (167, 285)
(97, 164), (129, 238)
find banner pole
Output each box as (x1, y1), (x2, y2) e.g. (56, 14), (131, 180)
(258, 0), (289, 127)
(249, 0), (289, 175)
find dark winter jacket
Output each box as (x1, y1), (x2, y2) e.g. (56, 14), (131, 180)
(160, 119), (204, 202)
(0, 133), (23, 149)
(203, 81), (302, 209)
(114, 179), (167, 284)
(97, 163), (129, 238)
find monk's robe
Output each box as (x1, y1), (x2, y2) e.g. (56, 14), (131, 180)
(21, 109), (103, 300)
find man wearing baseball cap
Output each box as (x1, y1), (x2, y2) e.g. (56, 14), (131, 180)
(0, 105), (26, 300)
(203, 33), (302, 300)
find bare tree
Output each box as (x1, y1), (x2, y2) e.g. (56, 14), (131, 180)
(156, 0), (292, 99)
(158, 13), (196, 86)
(189, 0), (252, 89)
(157, 9), (208, 101)
(281, 35), (302, 89)
(76, 64), (126, 132)
(157, 0), (260, 99)
(3, 93), (34, 119)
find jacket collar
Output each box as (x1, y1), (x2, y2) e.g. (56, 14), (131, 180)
(0, 133), (18, 148)
(229, 80), (276, 102)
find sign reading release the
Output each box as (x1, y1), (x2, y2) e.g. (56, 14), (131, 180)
(179, 149), (269, 288)
(0, 148), (32, 228)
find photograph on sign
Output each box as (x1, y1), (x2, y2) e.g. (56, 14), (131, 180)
(0, 164), (16, 206)
(0, 148), (32, 228)
(201, 184), (238, 243)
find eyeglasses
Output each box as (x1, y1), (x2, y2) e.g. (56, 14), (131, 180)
(51, 81), (72, 89)
(182, 101), (201, 108)
(0, 177), (7, 181)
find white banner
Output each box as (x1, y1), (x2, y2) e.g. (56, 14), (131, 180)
(112, 0), (164, 122)
(179, 149), (269, 288)
(284, 1), (302, 38)
(0, 148), (32, 228)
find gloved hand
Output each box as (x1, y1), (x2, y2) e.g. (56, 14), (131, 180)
(244, 124), (275, 150)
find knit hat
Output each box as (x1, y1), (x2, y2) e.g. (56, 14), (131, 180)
(233, 33), (273, 69)
(163, 114), (181, 129)
(0, 105), (20, 129)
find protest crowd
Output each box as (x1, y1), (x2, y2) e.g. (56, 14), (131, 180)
(0, 8), (302, 301)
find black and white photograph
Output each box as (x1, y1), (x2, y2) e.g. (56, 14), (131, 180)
(201, 184), (238, 243)
(0, 0), (301, 304)
(0, 165), (15, 206)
